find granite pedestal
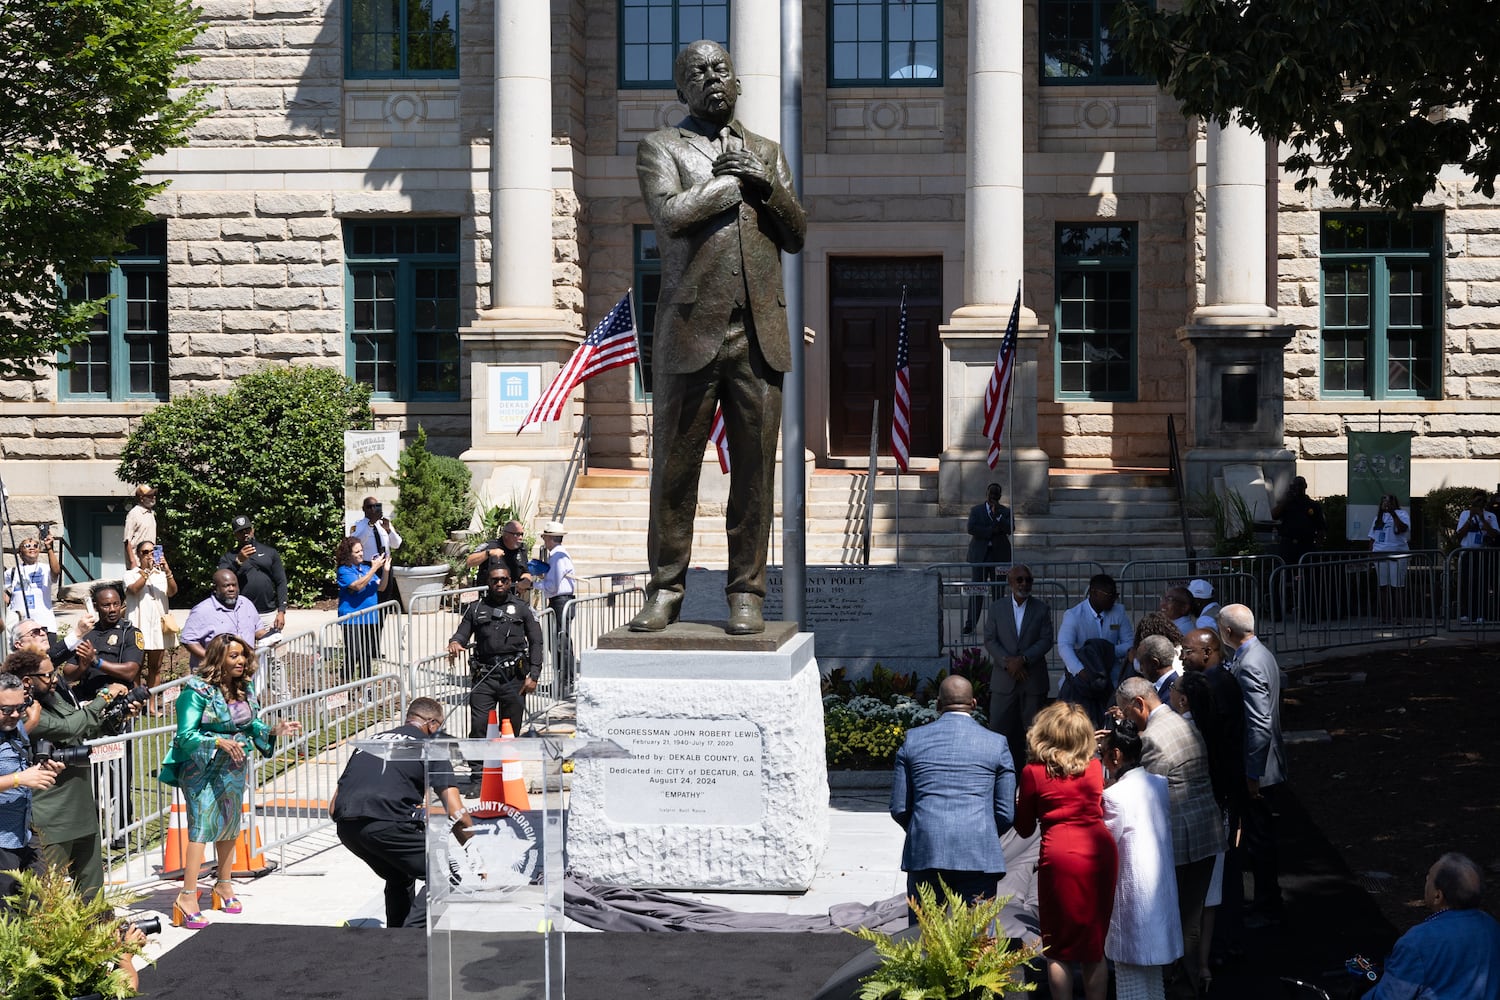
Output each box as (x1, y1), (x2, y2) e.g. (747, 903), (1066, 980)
(568, 624), (829, 890)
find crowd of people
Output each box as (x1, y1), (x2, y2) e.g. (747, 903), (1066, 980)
(897, 560), (1500, 998)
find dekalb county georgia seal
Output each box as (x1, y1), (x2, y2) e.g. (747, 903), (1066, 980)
(443, 803), (540, 895)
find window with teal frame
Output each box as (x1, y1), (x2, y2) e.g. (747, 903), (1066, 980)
(345, 220), (461, 401)
(829, 0), (941, 86)
(60, 221), (169, 401)
(1319, 213), (1441, 400)
(619, 0), (729, 89)
(347, 0), (458, 79)
(632, 226), (660, 401)
(1040, 0), (1150, 84)
(1054, 223), (1137, 401)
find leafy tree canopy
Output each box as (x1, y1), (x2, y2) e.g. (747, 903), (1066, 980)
(116, 367), (374, 606)
(1117, 0), (1500, 209)
(0, 0), (209, 379)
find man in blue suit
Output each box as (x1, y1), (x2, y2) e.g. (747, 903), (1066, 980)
(890, 675), (1017, 924)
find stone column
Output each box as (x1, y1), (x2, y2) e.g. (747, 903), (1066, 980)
(939, 0), (1050, 514)
(461, 0), (580, 508)
(730, 4), (779, 140)
(1179, 119), (1295, 501)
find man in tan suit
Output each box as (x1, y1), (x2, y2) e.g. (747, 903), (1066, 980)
(628, 39), (807, 636)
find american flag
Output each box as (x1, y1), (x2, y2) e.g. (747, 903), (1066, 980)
(891, 285), (911, 472)
(709, 404), (730, 474)
(982, 285), (1022, 469)
(517, 292), (639, 432)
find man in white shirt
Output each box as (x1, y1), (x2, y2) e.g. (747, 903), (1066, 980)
(1188, 578), (1221, 630)
(1059, 573), (1133, 684)
(349, 496), (402, 562)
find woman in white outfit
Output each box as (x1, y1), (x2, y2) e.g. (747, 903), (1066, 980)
(1101, 721), (1182, 1000)
(123, 539), (178, 706)
(1368, 493), (1411, 624)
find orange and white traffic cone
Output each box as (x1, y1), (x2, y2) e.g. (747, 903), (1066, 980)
(228, 799), (273, 876)
(159, 798), (189, 880)
(471, 713), (530, 818)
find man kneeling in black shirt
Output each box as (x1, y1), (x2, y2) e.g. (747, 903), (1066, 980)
(330, 698), (474, 928)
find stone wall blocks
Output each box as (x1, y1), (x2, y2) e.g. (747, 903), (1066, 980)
(224, 26), (283, 49)
(221, 218), (287, 241)
(554, 262), (583, 287)
(0, 417), (33, 437)
(169, 356), (224, 379)
(255, 241), (324, 264)
(254, 287), (323, 310)
(1425, 414), (1500, 436)
(0, 381), (38, 402)
(254, 191), (332, 218)
(1463, 281), (1500, 307)
(1446, 353), (1500, 377)
(190, 332), (255, 355)
(287, 263), (343, 287)
(3, 438), (94, 459)
(222, 357), (270, 380)
(255, 333), (323, 357)
(1448, 307), (1500, 329)
(554, 239), (579, 263)
(280, 25), (336, 48)
(178, 192), (255, 218)
(255, 118), (337, 142)
(175, 265), (222, 287)
(189, 288), (255, 311)
(223, 86), (284, 110)
(198, 0), (253, 17)
(1445, 259), (1500, 282)
(221, 263), (289, 286)
(333, 192), (414, 215)
(288, 217), (341, 239)
(35, 416), (129, 438)
(555, 285), (585, 314)
(1410, 436), (1469, 459)
(289, 311), (344, 334)
(168, 310), (222, 334)
(170, 219), (223, 241)
(187, 118), (259, 143)
(1466, 330), (1500, 353)
(1448, 210), (1500, 234)
(221, 310), (289, 334)
(187, 242), (254, 265)
(1299, 436), (1348, 458)
(1444, 376), (1471, 398)
(1285, 414), (1342, 435)
(249, 55), (314, 80)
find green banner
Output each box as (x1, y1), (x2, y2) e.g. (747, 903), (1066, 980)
(1347, 431), (1412, 540)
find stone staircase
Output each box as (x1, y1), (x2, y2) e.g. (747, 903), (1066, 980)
(553, 468), (1206, 575)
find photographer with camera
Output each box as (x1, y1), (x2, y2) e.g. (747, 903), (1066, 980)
(1368, 493), (1411, 625)
(0, 673), (62, 909)
(2, 649), (142, 901)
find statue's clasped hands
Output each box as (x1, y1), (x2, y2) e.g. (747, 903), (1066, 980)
(713, 150), (771, 194)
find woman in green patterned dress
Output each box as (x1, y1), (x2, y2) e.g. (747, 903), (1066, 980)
(159, 633), (299, 928)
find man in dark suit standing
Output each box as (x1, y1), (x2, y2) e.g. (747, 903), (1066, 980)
(891, 675), (1016, 924)
(627, 40), (807, 637)
(982, 564), (1053, 767)
(963, 483), (1012, 634)
(1219, 603), (1287, 926)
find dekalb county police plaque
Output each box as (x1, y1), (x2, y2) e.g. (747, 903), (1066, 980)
(603, 718), (763, 825)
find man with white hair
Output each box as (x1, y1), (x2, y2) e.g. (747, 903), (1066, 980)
(1135, 634), (1179, 703)
(1218, 603), (1286, 926)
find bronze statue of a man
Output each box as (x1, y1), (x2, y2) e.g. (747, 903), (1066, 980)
(628, 39), (807, 636)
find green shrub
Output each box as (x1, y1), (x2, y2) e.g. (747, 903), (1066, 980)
(117, 366), (373, 606)
(0, 866), (145, 999)
(1319, 494), (1350, 549)
(1423, 486), (1489, 553)
(392, 425), (475, 566)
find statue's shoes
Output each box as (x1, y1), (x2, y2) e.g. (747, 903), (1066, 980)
(725, 594), (765, 635)
(628, 593), (682, 632)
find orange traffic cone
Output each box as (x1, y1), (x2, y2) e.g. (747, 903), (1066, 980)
(472, 713), (530, 817)
(159, 798), (189, 879)
(228, 800), (273, 876)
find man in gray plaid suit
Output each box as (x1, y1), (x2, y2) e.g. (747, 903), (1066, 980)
(1117, 676), (1225, 1000)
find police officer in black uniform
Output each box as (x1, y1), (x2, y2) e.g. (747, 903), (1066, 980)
(71, 583), (143, 700)
(330, 697), (474, 928)
(447, 567), (542, 743)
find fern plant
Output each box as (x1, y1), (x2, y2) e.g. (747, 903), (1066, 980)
(0, 866), (144, 999)
(853, 880), (1040, 999)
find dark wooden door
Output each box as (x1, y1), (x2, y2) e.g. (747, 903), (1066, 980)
(828, 257), (943, 458)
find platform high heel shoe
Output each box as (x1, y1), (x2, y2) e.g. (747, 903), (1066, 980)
(173, 890), (209, 929)
(211, 879), (243, 914)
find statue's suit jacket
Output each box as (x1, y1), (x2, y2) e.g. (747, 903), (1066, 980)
(636, 117), (806, 374)
(891, 710), (1016, 874)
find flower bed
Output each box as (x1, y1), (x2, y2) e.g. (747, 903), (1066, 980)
(822, 651), (993, 769)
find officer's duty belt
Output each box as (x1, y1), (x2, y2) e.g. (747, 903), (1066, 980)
(471, 654), (526, 682)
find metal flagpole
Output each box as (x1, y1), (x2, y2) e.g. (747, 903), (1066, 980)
(781, 0), (806, 628)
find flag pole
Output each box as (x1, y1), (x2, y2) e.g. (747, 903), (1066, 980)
(1006, 280), (1019, 561)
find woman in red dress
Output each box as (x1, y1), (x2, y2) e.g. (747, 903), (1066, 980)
(1014, 700), (1118, 1000)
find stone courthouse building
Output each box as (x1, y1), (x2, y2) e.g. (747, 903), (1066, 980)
(5, 0), (1500, 575)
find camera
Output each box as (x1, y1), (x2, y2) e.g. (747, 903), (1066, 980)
(99, 686), (151, 736)
(126, 915), (161, 936)
(32, 738), (91, 767)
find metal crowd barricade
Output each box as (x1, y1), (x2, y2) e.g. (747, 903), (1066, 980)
(1261, 549), (1442, 660)
(1444, 547), (1500, 636)
(94, 675), (190, 888)
(1118, 555), (1283, 625)
(928, 560), (1105, 651)
(575, 570), (649, 597)
(560, 587), (646, 697)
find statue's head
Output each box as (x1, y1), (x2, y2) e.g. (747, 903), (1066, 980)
(674, 39), (738, 125)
